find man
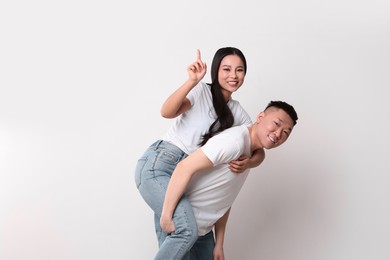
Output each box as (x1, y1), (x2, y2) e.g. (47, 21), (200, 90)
(160, 100), (298, 260)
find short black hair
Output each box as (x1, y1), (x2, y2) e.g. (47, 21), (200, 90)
(265, 101), (298, 126)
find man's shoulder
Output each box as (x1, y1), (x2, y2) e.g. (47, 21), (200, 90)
(207, 125), (249, 148)
(221, 125), (249, 137)
(201, 125), (250, 164)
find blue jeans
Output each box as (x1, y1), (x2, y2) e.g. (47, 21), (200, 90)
(187, 231), (215, 260)
(135, 140), (198, 260)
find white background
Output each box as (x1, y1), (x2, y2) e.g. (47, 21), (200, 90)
(1, 0), (389, 259)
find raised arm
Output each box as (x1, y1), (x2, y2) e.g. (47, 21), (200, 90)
(160, 149), (213, 234)
(160, 49), (207, 118)
(229, 148), (265, 173)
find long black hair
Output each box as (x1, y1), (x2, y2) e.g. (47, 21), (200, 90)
(199, 47), (247, 146)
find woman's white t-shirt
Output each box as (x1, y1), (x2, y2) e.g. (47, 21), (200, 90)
(162, 82), (252, 154)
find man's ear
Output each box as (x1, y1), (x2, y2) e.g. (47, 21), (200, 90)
(255, 111), (265, 123)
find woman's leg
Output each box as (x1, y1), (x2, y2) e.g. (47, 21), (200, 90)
(135, 140), (198, 260)
(155, 213), (167, 247)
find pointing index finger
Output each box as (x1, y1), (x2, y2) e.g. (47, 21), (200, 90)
(196, 49), (202, 61)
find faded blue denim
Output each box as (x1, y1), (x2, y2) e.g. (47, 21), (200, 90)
(135, 140), (198, 260)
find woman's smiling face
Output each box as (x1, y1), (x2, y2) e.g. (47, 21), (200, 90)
(217, 54), (246, 100)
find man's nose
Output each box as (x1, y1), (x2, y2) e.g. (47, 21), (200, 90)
(274, 129), (282, 139)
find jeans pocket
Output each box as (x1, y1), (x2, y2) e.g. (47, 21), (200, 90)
(153, 149), (181, 175)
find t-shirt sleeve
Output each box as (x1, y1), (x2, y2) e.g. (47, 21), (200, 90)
(186, 82), (205, 106)
(201, 130), (243, 166)
(237, 104), (252, 126)
(230, 100), (252, 126)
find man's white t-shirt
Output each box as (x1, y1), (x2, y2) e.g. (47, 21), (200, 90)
(185, 124), (252, 236)
(162, 82), (252, 155)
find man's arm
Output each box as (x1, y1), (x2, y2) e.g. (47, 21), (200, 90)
(213, 208), (231, 260)
(160, 149), (213, 233)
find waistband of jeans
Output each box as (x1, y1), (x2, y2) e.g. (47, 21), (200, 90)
(150, 140), (187, 156)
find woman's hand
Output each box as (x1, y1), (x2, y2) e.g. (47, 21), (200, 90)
(187, 49), (207, 83)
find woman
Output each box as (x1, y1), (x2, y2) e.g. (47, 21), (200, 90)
(135, 47), (264, 260)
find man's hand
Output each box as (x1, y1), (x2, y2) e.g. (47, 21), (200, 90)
(229, 155), (250, 173)
(160, 214), (175, 234)
(213, 244), (225, 260)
